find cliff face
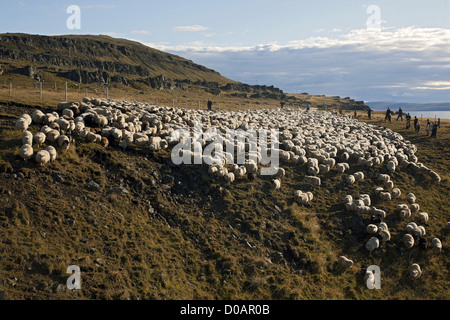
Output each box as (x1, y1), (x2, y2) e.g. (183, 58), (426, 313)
(0, 33), (233, 89)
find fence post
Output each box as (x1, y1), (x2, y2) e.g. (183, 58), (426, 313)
(85, 88), (88, 97)
(198, 100), (201, 110)
(106, 87), (109, 99)
(55, 83), (57, 91)
(172, 99), (175, 108)
(9, 82), (12, 97)
(40, 82), (42, 100)
(65, 82), (68, 102)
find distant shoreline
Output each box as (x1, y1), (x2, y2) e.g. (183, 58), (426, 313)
(371, 110), (450, 120)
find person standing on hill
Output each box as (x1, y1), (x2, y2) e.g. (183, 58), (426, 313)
(280, 101), (285, 109)
(396, 107), (403, 121)
(426, 119), (431, 136)
(406, 113), (411, 129)
(354, 110), (358, 119)
(417, 120), (421, 133)
(385, 108), (392, 123)
(368, 108), (372, 120)
(414, 116), (418, 131)
(207, 99), (213, 111)
(431, 122), (438, 138)
(438, 118), (441, 128)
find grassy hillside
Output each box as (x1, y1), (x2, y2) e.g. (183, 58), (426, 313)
(0, 33), (232, 84)
(0, 100), (448, 300)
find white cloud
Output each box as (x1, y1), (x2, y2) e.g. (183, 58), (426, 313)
(173, 25), (209, 32)
(143, 26), (450, 103)
(412, 81), (450, 90)
(149, 27), (450, 53)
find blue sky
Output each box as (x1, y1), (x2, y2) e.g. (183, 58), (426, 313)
(1, 0), (450, 103)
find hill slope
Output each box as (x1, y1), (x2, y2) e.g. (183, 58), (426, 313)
(0, 99), (448, 301)
(0, 33), (232, 86)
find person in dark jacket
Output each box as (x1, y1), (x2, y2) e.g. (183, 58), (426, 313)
(414, 116), (418, 131)
(396, 107), (403, 121)
(207, 100), (213, 111)
(406, 113), (411, 129)
(431, 122), (438, 138)
(385, 108), (391, 123)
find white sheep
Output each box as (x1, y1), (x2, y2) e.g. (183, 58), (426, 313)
(399, 208), (411, 220)
(431, 238), (442, 253)
(386, 181), (395, 189)
(47, 129), (60, 143)
(33, 132), (46, 147)
(16, 117), (29, 132)
(245, 161), (258, 174)
(371, 207), (386, 219)
(379, 229), (391, 242)
(405, 222), (418, 235)
(374, 187), (384, 196)
(379, 191), (392, 202)
(409, 203), (419, 214)
(32, 110), (45, 124)
(304, 175), (321, 187)
(20, 144), (33, 161)
(365, 237), (379, 253)
(294, 190), (313, 205)
(387, 160), (396, 173)
(274, 167), (286, 178)
(410, 264), (422, 279)
(403, 234), (415, 249)
(366, 224), (378, 235)
(57, 135), (71, 151)
(407, 193), (416, 204)
(347, 175), (356, 185)
(225, 172), (236, 184)
(336, 163), (348, 174)
(360, 194), (371, 206)
(354, 171), (365, 181)
(392, 188), (401, 198)
(338, 256), (354, 268)
(418, 212), (429, 224)
(413, 225), (426, 238)
(343, 195), (353, 205)
(45, 146), (57, 162)
(22, 131), (33, 146)
(272, 179), (281, 190)
(35, 150), (51, 166)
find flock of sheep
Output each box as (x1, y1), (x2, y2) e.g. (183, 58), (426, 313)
(14, 97), (448, 284)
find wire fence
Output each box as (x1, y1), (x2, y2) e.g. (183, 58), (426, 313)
(0, 80), (310, 112)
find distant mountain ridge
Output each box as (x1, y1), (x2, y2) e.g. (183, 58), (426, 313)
(366, 101), (450, 111)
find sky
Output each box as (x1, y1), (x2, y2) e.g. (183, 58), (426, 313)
(1, 0), (450, 103)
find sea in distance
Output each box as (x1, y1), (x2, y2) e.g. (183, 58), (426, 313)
(373, 110), (450, 120)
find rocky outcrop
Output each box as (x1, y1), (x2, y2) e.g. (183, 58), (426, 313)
(11, 65), (42, 81)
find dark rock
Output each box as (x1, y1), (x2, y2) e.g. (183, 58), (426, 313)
(52, 171), (64, 183)
(110, 186), (129, 195)
(162, 175), (175, 185)
(85, 181), (101, 192)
